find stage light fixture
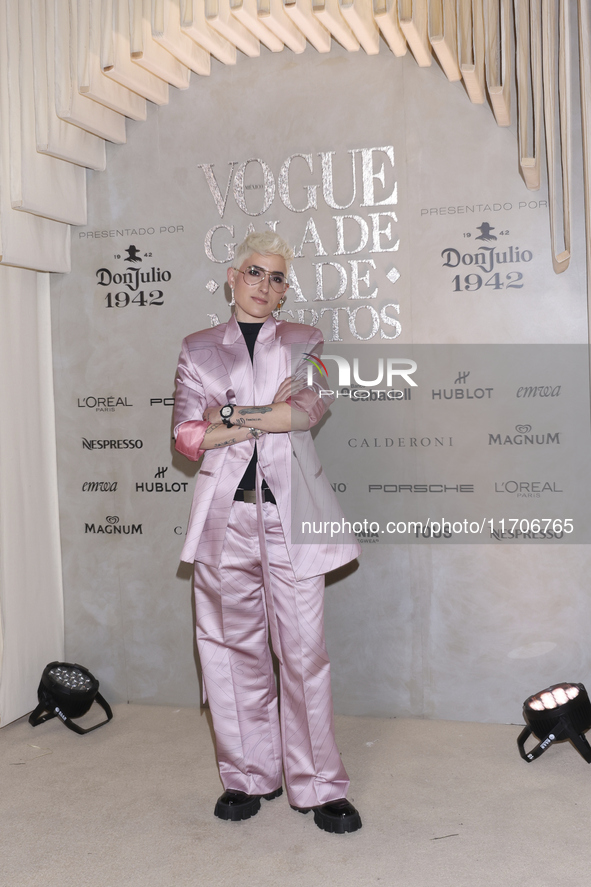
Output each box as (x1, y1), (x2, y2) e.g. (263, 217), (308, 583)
(518, 682), (591, 763)
(29, 661), (113, 735)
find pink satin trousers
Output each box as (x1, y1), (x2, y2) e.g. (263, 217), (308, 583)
(193, 500), (350, 809)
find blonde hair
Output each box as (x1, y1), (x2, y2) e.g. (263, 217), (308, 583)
(233, 231), (294, 273)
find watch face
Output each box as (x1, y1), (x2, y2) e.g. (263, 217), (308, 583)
(221, 405), (233, 418)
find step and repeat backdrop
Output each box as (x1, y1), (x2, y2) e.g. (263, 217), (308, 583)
(50, 42), (591, 722)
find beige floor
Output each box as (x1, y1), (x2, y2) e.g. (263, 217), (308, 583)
(2, 703), (591, 887)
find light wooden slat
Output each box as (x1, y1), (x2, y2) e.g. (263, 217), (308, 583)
(102, 0), (170, 104)
(398, 0), (431, 66)
(78, 0), (147, 120)
(577, 0), (591, 369)
(541, 0), (571, 273)
(312, 0), (359, 51)
(31, 0), (106, 170)
(151, 0), (211, 74)
(338, 0), (379, 54)
(230, 0), (284, 52)
(77, 0), (147, 120)
(458, 0), (485, 102)
(180, 0), (237, 64)
(284, 0), (331, 53)
(428, 0), (460, 80)
(515, 0), (541, 189)
(257, 0), (307, 51)
(130, 0), (192, 87)
(5, 0), (87, 226)
(54, 0), (126, 144)
(373, 0), (406, 56)
(484, 0), (510, 125)
(0, 0), (70, 271)
(205, 0), (260, 56)
(257, 0), (307, 50)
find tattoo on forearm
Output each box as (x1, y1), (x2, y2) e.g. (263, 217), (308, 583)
(213, 438), (236, 448)
(238, 407), (272, 415)
(205, 423), (222, 435)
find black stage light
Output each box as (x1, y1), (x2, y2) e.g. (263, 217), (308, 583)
(29, 661), (113, 735)
(518, 682), (591, 763)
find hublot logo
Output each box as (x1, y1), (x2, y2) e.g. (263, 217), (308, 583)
(432, 387), (493, 400)
(432, 368), (493, 400)
(135, 466), (189, 493)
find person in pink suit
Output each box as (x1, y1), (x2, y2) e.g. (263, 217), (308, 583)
(173, 231), (362, 834)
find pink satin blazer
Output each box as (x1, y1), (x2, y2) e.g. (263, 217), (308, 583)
(173, 314), (360, 581)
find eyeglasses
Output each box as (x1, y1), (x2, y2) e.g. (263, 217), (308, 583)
(240, 265), (289, 294)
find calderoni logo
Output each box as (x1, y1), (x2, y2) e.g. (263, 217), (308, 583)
(77, 396), (132, 412)
(488, 425), (560, 446)
(348, 436), (453, 448)
(85, 515), (142, 535)
(82, 439), (143, 450)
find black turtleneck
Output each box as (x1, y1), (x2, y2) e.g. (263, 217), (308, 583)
(236, 322), (269, 492)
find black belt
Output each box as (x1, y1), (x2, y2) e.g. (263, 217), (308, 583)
(234, 487), (276, 504)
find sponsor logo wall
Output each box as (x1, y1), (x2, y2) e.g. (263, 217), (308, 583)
(49, 43), (589, 714)
(292, 345), (591, 544)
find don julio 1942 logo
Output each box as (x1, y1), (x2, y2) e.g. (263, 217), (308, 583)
(95, 244), (172, 309)
(442, 222), (532, 294)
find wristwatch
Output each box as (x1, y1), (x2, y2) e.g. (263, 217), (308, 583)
(220, 404), (235, 428)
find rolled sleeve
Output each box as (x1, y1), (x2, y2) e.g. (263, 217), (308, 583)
(288, 388), (327, 428)
(290, 332), (334, 428)
(175, 420), (210, 461)
(173, 339), (210, 459)
(173, 339), (208, 434)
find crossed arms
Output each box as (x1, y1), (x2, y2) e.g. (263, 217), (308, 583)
(198, 376), (309, 450)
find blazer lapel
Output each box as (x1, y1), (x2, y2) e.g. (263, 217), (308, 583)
(253, 317), (284, 406)
(219, 314), (254, 405)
